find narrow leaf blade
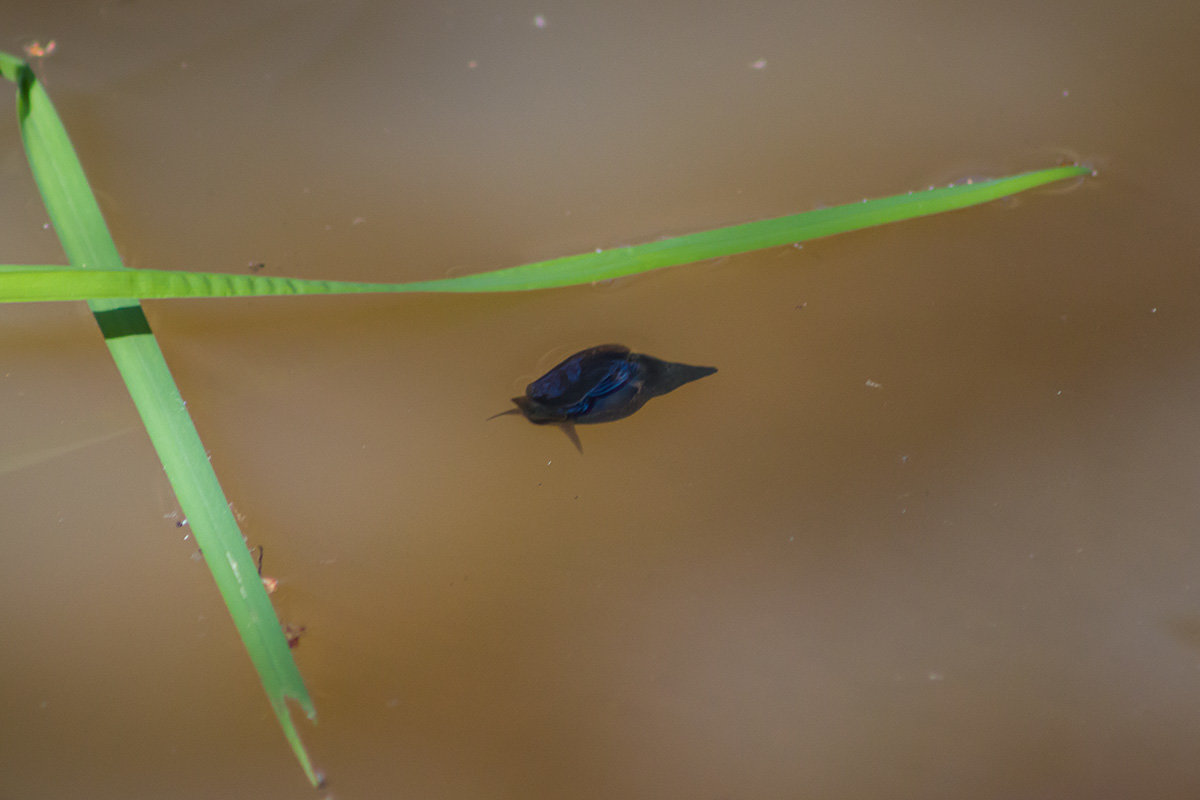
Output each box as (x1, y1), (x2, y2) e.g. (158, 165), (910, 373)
(0, 165), (1089, 303)
(0, 52), (320, 786)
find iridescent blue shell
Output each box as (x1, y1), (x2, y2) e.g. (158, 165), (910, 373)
(509, 344), (717, 425)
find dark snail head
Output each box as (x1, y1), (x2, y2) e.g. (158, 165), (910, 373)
(490, 345), (716, 449)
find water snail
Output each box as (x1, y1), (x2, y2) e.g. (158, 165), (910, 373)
(490, 344), (717, 450)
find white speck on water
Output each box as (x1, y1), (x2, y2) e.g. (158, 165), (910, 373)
(865, 379), (882, 389)
(750, 58), (767, 70)
(1061, 88), (1069, 97)
(900, 454), (909, 464)
(1151, 307), (1157, 313)
(533, 14), (546, 28)
(927, 671), (945, 682)
(595, 248), (603, 253)
(1056, 390), (1063, 396)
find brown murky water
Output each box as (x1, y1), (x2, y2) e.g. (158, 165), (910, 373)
(3, 1), (1200, 798)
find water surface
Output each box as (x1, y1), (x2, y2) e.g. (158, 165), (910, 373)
(2, 2), (1199, 798)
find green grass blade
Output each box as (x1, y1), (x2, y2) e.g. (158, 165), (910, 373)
(0, 53), (321, 786)
(0, 164), (1089, 303)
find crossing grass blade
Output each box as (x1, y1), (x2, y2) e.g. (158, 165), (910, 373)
(0, 52), (321, 786)
(0, 165), (1090, 303)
